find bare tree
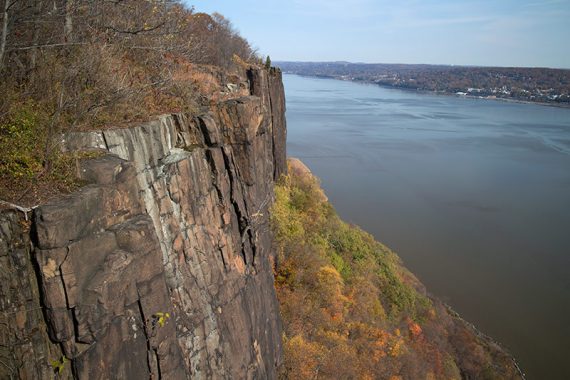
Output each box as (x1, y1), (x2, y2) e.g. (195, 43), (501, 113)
(0, 0), (11, 70)
(64, 0), (73, 42)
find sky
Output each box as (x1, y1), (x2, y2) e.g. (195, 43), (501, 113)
(187, 0), (570, 69)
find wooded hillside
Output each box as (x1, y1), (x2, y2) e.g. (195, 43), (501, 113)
(272, 159), (522, 380)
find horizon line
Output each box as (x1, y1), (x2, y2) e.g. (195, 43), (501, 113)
(273, 60), (570, 71)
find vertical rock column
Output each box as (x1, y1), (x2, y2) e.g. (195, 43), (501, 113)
(32, 156), (186, 379)
(248, 67), (287, 180)
(0, 210), (62, 379)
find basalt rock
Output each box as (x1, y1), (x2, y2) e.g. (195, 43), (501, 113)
(0, 67), (286, 379)
(0, 210), (64, 379)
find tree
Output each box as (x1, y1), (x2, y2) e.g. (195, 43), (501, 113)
(265, 55), (271, 70)
(0, 0), (10, 70)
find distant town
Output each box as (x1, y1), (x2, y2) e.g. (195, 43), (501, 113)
(277, 61), (570, 106)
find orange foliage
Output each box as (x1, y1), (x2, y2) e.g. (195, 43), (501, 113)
(282, 335), (326, 379)
(408, 321), (423, 340)
(273, 161), (521, 380)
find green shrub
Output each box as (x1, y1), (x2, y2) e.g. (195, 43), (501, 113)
(0, 101), (91, 202)
(330, 251), (352, 280)
(0, 102), (46, 180)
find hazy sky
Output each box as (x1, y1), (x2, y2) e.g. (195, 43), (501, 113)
(187, 0), (570, 68)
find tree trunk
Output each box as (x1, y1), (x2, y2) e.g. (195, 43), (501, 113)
(29, 0), (43, 68)
(64, 0), (73, 42)
(0, 0), (9, 70)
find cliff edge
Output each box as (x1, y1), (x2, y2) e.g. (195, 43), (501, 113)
(0, 67), (286, 379)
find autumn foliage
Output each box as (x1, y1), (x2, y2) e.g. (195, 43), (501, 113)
(271, 160), (522, 379)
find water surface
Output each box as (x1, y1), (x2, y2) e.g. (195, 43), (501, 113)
(284, 74), (570, 380)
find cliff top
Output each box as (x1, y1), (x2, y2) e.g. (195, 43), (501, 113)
(0, 1), (266, 207)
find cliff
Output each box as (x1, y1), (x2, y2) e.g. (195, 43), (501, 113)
(0, 67), (286, 379)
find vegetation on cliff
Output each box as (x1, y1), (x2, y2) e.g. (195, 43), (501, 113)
(0, 1), (259, 205)
(272, 159), (522, 379)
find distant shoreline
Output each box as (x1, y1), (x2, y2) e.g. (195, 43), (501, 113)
(284, 73), (570, 109)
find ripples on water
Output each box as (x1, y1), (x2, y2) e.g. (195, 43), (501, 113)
(284, 74), (570, 380)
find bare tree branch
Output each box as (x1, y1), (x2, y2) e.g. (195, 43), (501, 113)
(8, 42), (87, 50)
(106, 21), (165, 36)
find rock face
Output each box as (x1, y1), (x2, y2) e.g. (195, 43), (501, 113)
(0, 210), (64, 379)
(0, 67), (287, 379)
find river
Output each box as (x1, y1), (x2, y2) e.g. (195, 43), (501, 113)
(283, 74), (570, 379)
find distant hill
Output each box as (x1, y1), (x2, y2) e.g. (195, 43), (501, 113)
(277, 61), (570, 106)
